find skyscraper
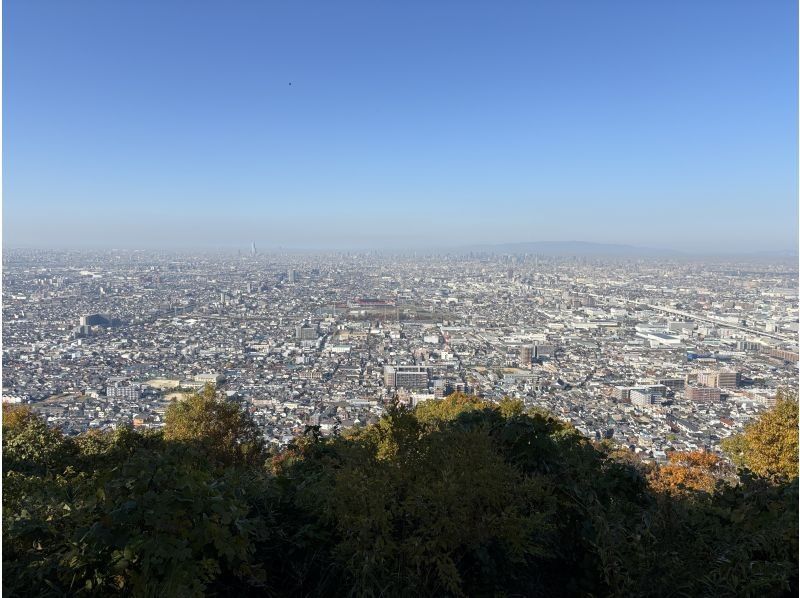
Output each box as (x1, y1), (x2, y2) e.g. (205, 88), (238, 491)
(250, 241), (256, 256)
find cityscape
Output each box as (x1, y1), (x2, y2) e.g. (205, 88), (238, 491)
(3, 1), (798, 595)
(4, 246), (797, 461)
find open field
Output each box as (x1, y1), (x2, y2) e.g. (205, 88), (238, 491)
(146, 379), (181, 390)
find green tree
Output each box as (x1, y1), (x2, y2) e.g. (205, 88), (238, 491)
(3, 407), (269, 597)
(164, 384), (264, 465)
(2, 403), (74, 474)
(3, 392), (797, 597)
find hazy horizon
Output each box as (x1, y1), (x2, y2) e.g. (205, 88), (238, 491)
(4, 1), (798, 252)
(3, 239), (799, 258)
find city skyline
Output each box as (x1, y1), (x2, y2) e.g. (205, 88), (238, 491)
(5, 246), (797, 593)
(3, 238), (799, 257)
(4, 0), (798, 252)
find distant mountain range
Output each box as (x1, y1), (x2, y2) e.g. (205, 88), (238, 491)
(449, 241), (680, 257)
(441, 241), (798, 258)
(746, 249), (799, 258)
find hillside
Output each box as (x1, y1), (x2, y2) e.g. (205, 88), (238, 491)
(3, 390), (798, 597)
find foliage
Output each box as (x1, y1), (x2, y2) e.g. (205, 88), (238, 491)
(722, 389), (799, 481)
(163, 384), (265, 466)
(2, 403), (74, 474)
(414, 391), (489, 423)
(3, 395), (798, 597)
(2, 409), (269, 597)
(648, 450), (728, 496)
(3, 403), (35, 431)
(291, 405), (561, 596)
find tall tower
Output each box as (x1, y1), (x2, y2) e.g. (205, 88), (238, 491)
(250, 241), (257, 256)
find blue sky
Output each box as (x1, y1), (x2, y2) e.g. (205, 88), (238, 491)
(3, 0), (797, 252)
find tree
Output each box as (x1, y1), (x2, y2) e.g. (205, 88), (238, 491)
(3, 392), (797, 597)
(3, 402), (269, 597)
(164, 384), (264, 465)
(414, 392), (489, 423)
(2, 403), (73, 474)
(2, 403), (34, 431)
(648, 450), (728, 496)
(722, 389), (799, 481)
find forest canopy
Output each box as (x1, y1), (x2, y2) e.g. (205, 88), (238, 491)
(3, 390), (798, 597)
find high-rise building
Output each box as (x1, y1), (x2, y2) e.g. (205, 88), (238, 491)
(106, 382), (142, 400)
(250, 241), (257, 256)
(630, 389), (660, 408)
(519, 345), (534, 365)
(765, 347), (799, 363)
(697, 370), (740, 389)
(80, 314), (113, 327)
(659, 378), (685, 391)
(617, 384), (666, 405)
(288, 269), (297, 283)
(737, 341), (762, 352)
(686, 386), (721, 402)
(296, 324), (318, 341)
(716, 370), (740, 389)
(384, 367), (396, 388)
(696, 372), (715, 387)
(433, 379), (452, 398)
(383, 365), (429, 390)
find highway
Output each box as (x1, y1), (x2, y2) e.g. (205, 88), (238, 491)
(590, 293), (794, 343)
(527, 286), (794, 344)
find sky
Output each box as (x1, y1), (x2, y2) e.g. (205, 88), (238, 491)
(3, 0), (798, 252)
